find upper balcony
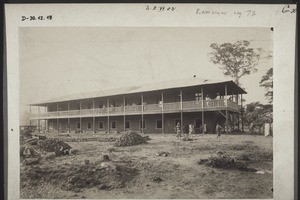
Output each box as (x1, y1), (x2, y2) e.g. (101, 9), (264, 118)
(30, 99), (240, 119)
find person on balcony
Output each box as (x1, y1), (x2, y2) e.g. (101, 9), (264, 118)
(205, 95), (211, 107)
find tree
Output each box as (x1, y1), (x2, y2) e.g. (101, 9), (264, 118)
(209, 40), (262, 86)
(259, 68), (273, 104)
(209, 40), (263, 132)
(243, 102), (273, 134)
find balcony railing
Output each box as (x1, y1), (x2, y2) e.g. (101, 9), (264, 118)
(30, 99), (239, 119)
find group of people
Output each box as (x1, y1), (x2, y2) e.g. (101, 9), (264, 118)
(175, 122), (224, 140)
(175, 123), (196, 140)
(248, 121), (273, 137)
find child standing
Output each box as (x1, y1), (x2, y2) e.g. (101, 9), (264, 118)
(176, 122), (181, 140)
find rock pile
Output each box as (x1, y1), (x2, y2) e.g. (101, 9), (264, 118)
(37, 138), (71, 153)
(114, 132), (149, 147)
(60, 137), (116, 143)
(197, 155), (256, 172)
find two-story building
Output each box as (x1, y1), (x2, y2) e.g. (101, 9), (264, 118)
(29, 78), (246, 134)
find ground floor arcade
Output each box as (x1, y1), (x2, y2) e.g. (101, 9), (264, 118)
(35, 110), (238, 134)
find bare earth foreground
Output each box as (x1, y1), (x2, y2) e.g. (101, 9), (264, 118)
(21, 133), (273, 199)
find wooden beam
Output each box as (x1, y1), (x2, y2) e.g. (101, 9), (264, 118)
(226, 110), (228, 133)
(124, 116), (126, 132)
(79, 117), (82, 133)
(107, 98), (110, 134)
(201, 87), (204, 134)
(218, 110), (226, 118)
(68, 118), (70, 133)
(141, 94), (144, 134)
(123, 96), (126, 132)
(68, 102), (70, 133)
(79, 101), (81, 115)
(57, 118), (59, 133)
(180, 90), (183, 110)
(161, 92), (164, 134)
(93, 99), (95, 133)
(38, 119), (40, 133)
(180, 112), (183, 133)
(37, 106), (40, 133)
(107, 116), (110, 134)
(162, 113), (164, 134)
(241, 94), (244, 132)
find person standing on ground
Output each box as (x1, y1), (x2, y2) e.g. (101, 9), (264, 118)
(176, 122), (181, 140)
(216, 123), (222, 138)
(249, 122), (254, 134)
(189, 124), (194, 136)
(264, 121), (271, 137)
(203, 123), (207, 135)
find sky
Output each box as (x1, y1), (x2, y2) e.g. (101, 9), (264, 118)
(19, 27), (273, 125)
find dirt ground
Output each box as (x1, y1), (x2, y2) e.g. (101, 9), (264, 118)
(20, 133), (273, 199)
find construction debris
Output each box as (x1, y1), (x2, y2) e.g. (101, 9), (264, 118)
(69, 148), (80, 155)
(182, 137), (193, 141)
(37, 138), (72, 153)
(23, 157), (41, 166)
(156, 151), (170, 157)
(26, 137), (39, 145)
(102, 155), (110, 162)
(114, 132), (149, 147)
(43, 152), (56, 160)
(21, 146), (40, 158)
(152, 176), (163, 183)
(198, 155), (257, 172)
(59, 137), (116, 143)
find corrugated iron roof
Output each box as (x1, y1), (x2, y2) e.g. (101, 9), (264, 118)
(29, 78), (246, 106)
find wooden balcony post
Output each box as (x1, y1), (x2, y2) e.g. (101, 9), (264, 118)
(225, 85), (228, 132)
(107, 98), (110, 134)
(79, 101), (81, 115)
(38, 106), (40, 133)
(46, 105), (49, 132)
(92, 99), (95, 114)
(180, 90), (183, 133)
(123, 96), (126, 113)
(57, 103), (59, 116)
(161, 92), (164, 111)
(141, 94), (144, 134)
(180, 90), (183, 110)
(68, 102), (70, 133)
(57, 118), (59, 133)
(124, 116), (126, 132)
(79, 101), (82, 133)
(93, 99), (95, 133)
(68, 118), (70, 133)
(180, 112), (183, 134)
(123, 96), (126, 132)
(161, 92), (164, 134)
(241, 94), (244, 132)
(141, 94), (144, 112)
(201, 87), (204, 134)
(225, 85), (228, 106)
